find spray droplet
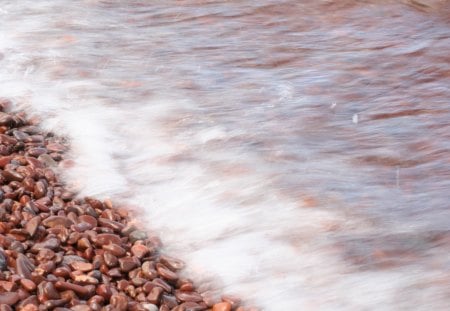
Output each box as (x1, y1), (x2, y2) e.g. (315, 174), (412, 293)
(352, 113), (359, 124)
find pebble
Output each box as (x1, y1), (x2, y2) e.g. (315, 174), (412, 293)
(42, 216), (74, 228)
(0, 109), (243, 310)
(16, 253), (35, 279)
(119, 256), (140, 272)
(129, 230), (148, 243)
(0, 292), (20, 305)
(24, 216), (41, 237)
(212, 302), (232, 311)
(131, 244), (150, 258)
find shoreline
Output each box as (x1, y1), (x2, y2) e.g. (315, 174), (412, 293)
(0, 99), (249, 311)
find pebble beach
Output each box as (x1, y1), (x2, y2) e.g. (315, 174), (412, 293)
(0, 100), (246, 311)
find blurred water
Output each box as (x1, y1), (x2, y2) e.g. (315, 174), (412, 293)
(1, 0), (450, 309)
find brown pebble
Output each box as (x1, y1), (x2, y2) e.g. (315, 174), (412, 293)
(160, 254), (185, 271)
(98, 218), (124, 232)
(110, 293), (128, 311)
(16, 253), (35, 279)
(42, 216), (73, 228)
(96, 284), (112, 300)
(131, 244), (150, 259)
(212, 302), (232, 311)
(3, 169), (24, 182)
(61, 256), (87, 268)
(102, 243), (126, 257)
(175, 290), (203, 303)
(73, 274), (99, 285)
(152, 278), (172, 293)
(180, 302), (207, 311)
(31, 237), (60, 252)
(95, 233), (122, 247)
(33, 181), (46, 199)
(119, 256), (140, 272)
(0, 156), (12, 169)
(70, 306), (90, 311)
(221, 295), (241, 309)
(147, 287), (164, 304)
(78, 215), (98, 229)
(54, 281), (89, 298)
(20, 279), (37, 291)
(104, 252), (119, 267)
(24, 216), (41, 237)
(157, 264), (178, 281)
(107, 267), (122, 278)
(69, 261), (93, 272)
(161, 294), (178, 309)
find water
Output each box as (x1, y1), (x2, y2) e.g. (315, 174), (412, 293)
(1, 0), (450, 309)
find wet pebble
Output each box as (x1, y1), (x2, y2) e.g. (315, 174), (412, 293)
(212, 302), (232, 311)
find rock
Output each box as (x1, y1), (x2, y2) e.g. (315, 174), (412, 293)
(98, 218), (124, 231)
(2, 169), (24, 182)
(175, 290), (203, 303)
(141, 304), (159, 311)
(24, 216), (41, 237)
(129, 230), (148, 243)
(102, 243), (126, 257)
(118, 256), (140, 272)
(62, 255), (88, 265)
(212, 302), (232, 311)
(147, 287), (163, 304)
(156, 265), (178, 281)
(160, 254), (185, 271)
(31, 237), (60, 252)
(95, 233), (122, 246)
(0, 292), (19, 305)
(20, 279), (37, 292)
(131, 244), (150, 258)
(16, 254), (35, 279)
(42, 216), (74, 228)
(0, 248), (6, 271)
(69, 261), (94, 272)
(110, 294), (128, 311)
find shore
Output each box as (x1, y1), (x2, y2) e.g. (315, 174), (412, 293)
(0, 100), (248, 311)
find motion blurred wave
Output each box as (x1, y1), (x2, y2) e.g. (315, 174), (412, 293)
(1, 1), (449, 310)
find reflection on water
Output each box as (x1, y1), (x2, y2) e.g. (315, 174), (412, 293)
(1, 0), (449, 309)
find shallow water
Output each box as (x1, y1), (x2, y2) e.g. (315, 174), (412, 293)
(1, 0), (450, 309)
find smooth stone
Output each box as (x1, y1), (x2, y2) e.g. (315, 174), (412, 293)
(110, 294), (128, 311)
(147, 287), (164, 304)
(69, 261), (94, 272)
(95, 233), (122, 246)
(31, 238), (60, 252)
(98, 218), (124, 232)
(157, 265), (178, 281)
(24, 216), (41, 237)
(212, 302), (232, 311)
(37, 154), (57, 167)
(20, 279), (37, 292)
(160, 254), (185, 271)
(175, 290), (203, 302)
(102, 243), (126, 257)
(62, 255), (88, 265)
(131, 244), (150, 259)
(141, 304), (158, 311)
(2, 169), (24, 182)
(129, 230), (148, 243)
(0, 249), (7, 271)
(78, 215), (98, 229)
(42, 216), (74, 228)
(16, 253), (35, 279)
(119, 256), (140, 272)
(0, 292), (20, 305)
